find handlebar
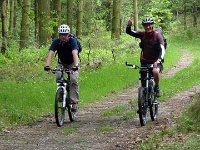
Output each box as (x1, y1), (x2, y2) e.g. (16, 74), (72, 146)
(125, 62), (140, 69)
(125, 62), (154, 69)
(50, 67), (78, 74)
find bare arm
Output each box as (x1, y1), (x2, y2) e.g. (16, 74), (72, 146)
(72, 49), (79, 66)
(45, 50), (55, 67)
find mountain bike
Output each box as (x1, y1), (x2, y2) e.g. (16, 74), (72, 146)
(50, 67), (78, 127)
(126, 62), (158, 126)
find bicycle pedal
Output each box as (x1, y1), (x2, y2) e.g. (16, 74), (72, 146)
(153, 101), (159, 105)
(71, 105), (77, 112)
(58, 98), (63, 102)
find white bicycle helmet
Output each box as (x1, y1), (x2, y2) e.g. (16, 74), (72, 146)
(142, 17), (154, 25)
(58, 24), (70, 34)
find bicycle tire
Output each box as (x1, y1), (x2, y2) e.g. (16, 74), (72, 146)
(138, 87), (148, 126)
(150, 95), (158, 121)
(55, 87), (66, 127)
(68, 103), (78, 122)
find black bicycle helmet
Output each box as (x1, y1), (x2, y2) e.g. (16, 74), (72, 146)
(142, 17), (154, 25)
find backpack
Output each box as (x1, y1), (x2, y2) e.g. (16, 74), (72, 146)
(154, 28), (167, 49)
(69, 34), (82, 53)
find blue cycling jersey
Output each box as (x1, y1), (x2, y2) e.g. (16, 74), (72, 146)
(49, 37), (79, 65)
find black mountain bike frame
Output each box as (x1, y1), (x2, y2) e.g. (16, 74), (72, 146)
(126, 62), (158, 126)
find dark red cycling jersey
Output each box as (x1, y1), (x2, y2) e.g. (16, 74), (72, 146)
(126, 26), (164, 63)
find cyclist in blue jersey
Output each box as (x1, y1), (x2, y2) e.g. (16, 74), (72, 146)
(126, 17), (165, 97)
(44, 24), (80, 104)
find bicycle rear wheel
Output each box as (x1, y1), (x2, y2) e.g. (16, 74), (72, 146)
(55, 87), (66, 127)
(150, 95), (158, 121)
(68, 103), (78, 122)
(138, 87), (148, 126)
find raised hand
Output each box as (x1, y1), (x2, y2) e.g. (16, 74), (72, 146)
(127, 16), (134, 26)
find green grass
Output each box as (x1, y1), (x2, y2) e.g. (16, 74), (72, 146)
(177, 94), (200, 133)
(0, 80), (55, 128)
(101, 105), (127, 117)
(101, 104), (136, 120)
(62, 127), (77, 135)
(79, 61), (138, 105)
(96, 124), (115, 134)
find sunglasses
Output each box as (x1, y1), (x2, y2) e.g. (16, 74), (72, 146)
(59, 33), (69, 36)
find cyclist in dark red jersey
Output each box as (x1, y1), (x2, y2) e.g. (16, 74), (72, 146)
(126, 17), (165, 97)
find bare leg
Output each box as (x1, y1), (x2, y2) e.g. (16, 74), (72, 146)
(153, 67), (160, 85)
(153, 66), (161, 97)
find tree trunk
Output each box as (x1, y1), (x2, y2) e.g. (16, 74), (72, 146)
(111, 0), (121, 39)
(183, 5), (187, 29)
(67, 0), (73, 33)
(52, 0), (61, 39)
(1, 0), (7, 54)
(192, 4), (197, 28)
(103, 1), (112, 31)
(38, 0), (50, 47)
(19, 0), (31, 50)
(13, 0), (17, 28)
(76, 0), (83, 38)
(9, 0), (14, 37)
(176, 10), (179, 20)
(34, 0), (39, 46)
(133, 0), (138, 31)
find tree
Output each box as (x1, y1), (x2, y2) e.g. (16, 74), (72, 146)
(0, 0), (7, 54)
(34, 0), (39, 45)
(76, 0), (83, 38)
(133, 0), (138, 30)
(67, 0), (73, 32)
(52, 0), (61, 39)
(13, 0), (17, 28)
(9, 0), (15, 37)
(111, 0), (121, 39)
(38, 0), (51, 47)
(189, 0), (200, 28)
(142, 0), (172, 30)
(19, 0), (31, 50)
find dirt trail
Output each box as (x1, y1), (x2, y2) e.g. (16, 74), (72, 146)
(0, 49), (198, 150)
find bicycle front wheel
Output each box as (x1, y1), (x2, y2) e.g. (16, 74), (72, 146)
(55, 87), (66, 127)
(68, 103), (78, 122)
(138, 87), (148, 126)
